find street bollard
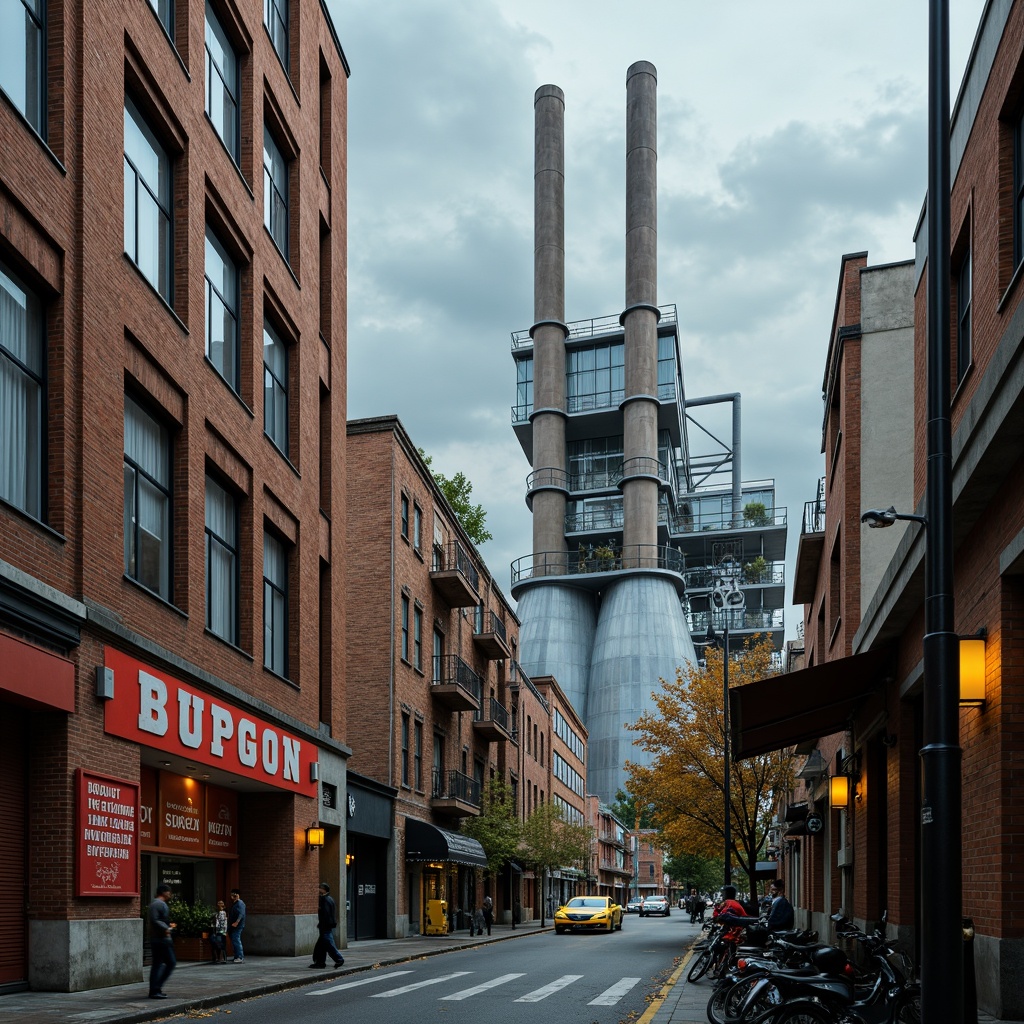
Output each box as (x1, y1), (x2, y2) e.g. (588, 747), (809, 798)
(963, 917), (978, 1024)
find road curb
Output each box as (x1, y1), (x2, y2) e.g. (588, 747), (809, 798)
(636, 943), (695, 1024)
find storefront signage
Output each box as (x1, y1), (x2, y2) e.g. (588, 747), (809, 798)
(104, 648), (316, 797)
(205, 785), (238, 856)
(159, 773), (204, 855)
(76, 769), (140, 897)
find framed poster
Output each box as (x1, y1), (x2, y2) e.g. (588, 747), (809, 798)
(76, 769), (140, 896)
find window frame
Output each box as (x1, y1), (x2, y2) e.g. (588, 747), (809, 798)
(414, 720), (424, 791)
(263, 319), (289, 454)
(204, 1), (241, 165)
(124, 97), (173, 303)
(263, 528), (288, 677)
(263, 0), (288, 73)
(205, 474), (240, 645)
(400, 493), (409, 539)
(413, 604), (423, 672)
(956, 245), (972, 386)
(401, 712), (410, 786)
(1016, 106), (1024, 271)
(0, 0), (46, 137)
(123, 395), (173, 600)
(0, 260), (45, 520)
(400, 594), (410, 663)
(263, 123), (289, 258)
(413, 503), (422, 551)
(147, 0), (174, 36)
(205, 226), (241, 392)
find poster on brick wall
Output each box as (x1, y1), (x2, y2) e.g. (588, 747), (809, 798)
(76, 769), (140, 897)
(204, 785), (238, 856)
(158, 772), (204, 854)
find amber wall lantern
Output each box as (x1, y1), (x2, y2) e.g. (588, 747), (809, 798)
(959, 631), (987, 707)
(306, 824), (325, 850)
(829, 774), (850, 809)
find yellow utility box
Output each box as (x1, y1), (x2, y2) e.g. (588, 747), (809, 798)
(425, 899), (448, 935)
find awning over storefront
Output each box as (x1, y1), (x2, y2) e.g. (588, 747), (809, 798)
(405, 817), (488, 868)
(729, 647), (893, 759)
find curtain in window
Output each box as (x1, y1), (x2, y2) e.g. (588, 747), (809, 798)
(205, 477), (237, 641)
(263, 531), (286, 674)
(263, 322), (287, 447)
(124, 398), (170, 595)
(0, 265), (42, 515)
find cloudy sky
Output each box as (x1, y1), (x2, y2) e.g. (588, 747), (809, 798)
(326, 0), (987, 641)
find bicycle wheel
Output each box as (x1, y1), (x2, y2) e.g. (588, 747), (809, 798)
(687, 946), (714, 983)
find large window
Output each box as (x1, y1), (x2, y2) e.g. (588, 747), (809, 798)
(263, 0), (288, 70)
(0, 263), (44, 518)
(568, 435), (623, 491)
(413, 605), (423, 671)
(263, 125), (288, 256)
(514, 356), (533, 420)
(263, 320), (288, 452)
(566, 341), (624, 413)
(123, 397), (171, 599)
(432, 628), (444, 681)
(400, 594), (410, 662)
(957, 247), (972, 385)
(263, 530), (287, 676)
(147, 0), (173, 35)
(205, 2), (240, 164)
(205, 476), (239, 644)
(414, 720), (423, 790)
(401, 713), (410, 786)
(657, 334), (676, 400)
(205, 228), (239, 390)
(124, 98), (172, 301)
(0, 0), (44, 134)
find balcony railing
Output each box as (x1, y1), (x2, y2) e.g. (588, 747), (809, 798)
(616, 456), (668, 484)
(473, 609), (511, 660)
(431, 769), (481, 815)
(430, 541), (480, 607)
(667, 506), (788, 535)
(684, 561), (786, 590)
(686, 608), (785, 633)
(565, 507), (624, 533)
(510, 304), (679, 350)
(430, 655), (482, 712)
(511, 545), (685, 586)
(802, 498), (826, 534)
(473, 696), (512, 741)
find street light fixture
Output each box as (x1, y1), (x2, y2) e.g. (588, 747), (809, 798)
(860, 506), (928, 529)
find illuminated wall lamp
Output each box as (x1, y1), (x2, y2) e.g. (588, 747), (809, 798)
(829, 774), (850, 809)
(959, 631), (987, 707)
(306, 824), (325, 851)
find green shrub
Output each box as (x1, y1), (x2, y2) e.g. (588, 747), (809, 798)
(167, 897), (216, 938)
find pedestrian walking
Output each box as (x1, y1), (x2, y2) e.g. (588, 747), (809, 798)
(470, 902), (486, 937)
(228, 889), (246, 962)
(482, 894), (493, 936)
(147, 883), (176, 999)
(310, 882), (345, 968)
(209, 900), (228, 963)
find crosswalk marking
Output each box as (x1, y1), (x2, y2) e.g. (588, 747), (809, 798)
(371, 971), (472, 997)
(441, 973), (526, 1000)
(514, 974), (584, 1002)
(588, 977), (641, 1005)
(307, 970), (414, 996)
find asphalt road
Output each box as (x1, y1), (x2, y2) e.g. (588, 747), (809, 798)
(159, 911), (689, 1024)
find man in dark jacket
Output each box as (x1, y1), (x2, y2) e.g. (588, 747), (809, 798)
(310, 882), (345, 968)
(764, 879), (795, 933)
(147, 883), (176, 998)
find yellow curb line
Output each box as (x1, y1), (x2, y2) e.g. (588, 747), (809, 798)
(636, 945), (696, 1024)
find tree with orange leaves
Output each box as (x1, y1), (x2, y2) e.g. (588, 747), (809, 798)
(624, 635), (793, 893)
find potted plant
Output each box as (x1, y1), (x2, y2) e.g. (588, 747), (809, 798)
(743, 555), (768, 584)
(742, 501), (770, 527)
(167, 897), (216, 961)
(593, 544), (618, 571)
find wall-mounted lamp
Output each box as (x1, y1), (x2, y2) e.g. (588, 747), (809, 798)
(860, 505), (928, 529)
(959, 630), (987, 707)
(829, 774), (850, 809)
(306, 824), (325, 850)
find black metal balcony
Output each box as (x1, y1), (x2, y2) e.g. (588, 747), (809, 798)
(473, 696), (512, 742)
(430, 655), (481, 713)
(430, 769), (481, 817)
(430, 540), (480, 607)
(473, 608), (511, 660)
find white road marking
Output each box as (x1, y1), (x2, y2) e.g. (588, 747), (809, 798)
(514, 974), (584, 1002)
(588, 977), (641, 1005)
(371, 971), (473, 997)
(307, 970), (414, 996)
(441, 972), (526, 999)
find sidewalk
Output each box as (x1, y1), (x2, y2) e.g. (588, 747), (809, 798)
(1, 919), (552, 1024)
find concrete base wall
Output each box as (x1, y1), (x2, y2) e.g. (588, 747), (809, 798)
(28, 918), (142, 991)
(975, 933), (1024, 1019)
(245, 913), (317, 956)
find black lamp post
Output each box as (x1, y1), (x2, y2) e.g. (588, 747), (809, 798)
(705, 622), (732, 888)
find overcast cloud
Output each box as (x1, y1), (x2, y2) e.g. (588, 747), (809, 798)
(327, 0), (987, 640)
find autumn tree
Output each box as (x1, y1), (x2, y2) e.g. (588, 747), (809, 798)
(624, 635), (793, 894)
(460, 779), (522, 876)
(418, 449), (493, 545)
(520, 802), (594, 923)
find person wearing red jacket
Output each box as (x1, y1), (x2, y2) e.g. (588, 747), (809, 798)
(712, 884), (756, 944)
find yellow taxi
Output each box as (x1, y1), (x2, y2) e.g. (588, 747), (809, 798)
(553, 895), (623, 934)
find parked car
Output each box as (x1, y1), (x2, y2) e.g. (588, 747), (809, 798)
(554, 895), (624, 934)
(625, 896), (644, 914)
(639, 894), (670, 917)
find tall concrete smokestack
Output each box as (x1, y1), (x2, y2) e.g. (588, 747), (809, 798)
(621, 61), (659, 562)
(530, 85), (569, 568)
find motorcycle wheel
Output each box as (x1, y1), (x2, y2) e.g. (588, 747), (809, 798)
(769, 1001), (837, 1024)
(893, 988), (921, 1024)
(706, 978), (756, 1024)
(687, 946), (713, 983)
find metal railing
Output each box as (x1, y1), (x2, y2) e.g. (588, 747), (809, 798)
(432, 769), (481, 806)
(475, 696), (510, 732)
(511, 304), (679, 350)
(526, 467), (571, 492)
(683, 561), (786, 590)
(511, 545), (685, 586)
(616, 456), (668, 483)
(565, 507), (624, 533)
(666, 506), (788, 535)
(686, 608), (785, 632)
(802, 498), (826, 534)
(431, 655), (482, 702)
(474, 609), (507, 646)
(431, 540), (480, 593)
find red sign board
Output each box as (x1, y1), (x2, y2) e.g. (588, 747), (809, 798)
(103, 647), (317, 797)
(76, 769), (140, 896)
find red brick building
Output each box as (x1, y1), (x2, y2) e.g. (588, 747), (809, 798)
(345, 416), (521, 936)
(585, 797), (632, 906)
(0, 0), (350, 992)
(734, 2), (1024, 1016)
